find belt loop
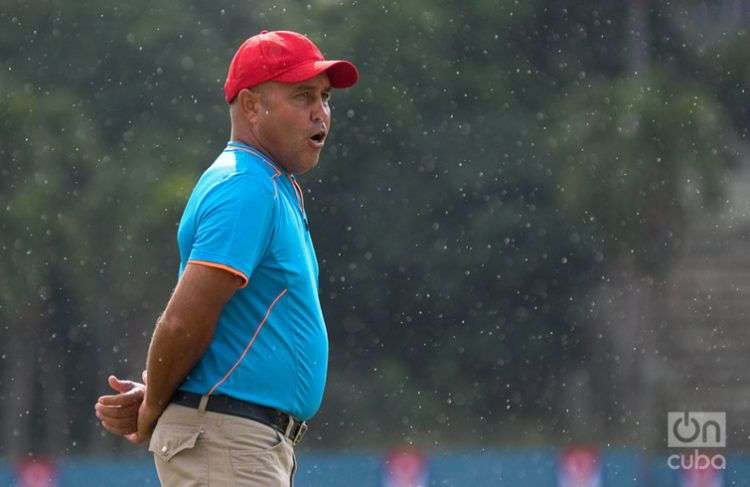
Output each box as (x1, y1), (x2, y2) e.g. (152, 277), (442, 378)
(284, 416), (294, 437)
(198, 394), (209, 416)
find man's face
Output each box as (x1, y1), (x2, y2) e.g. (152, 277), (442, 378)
(253, 73), (332, 175)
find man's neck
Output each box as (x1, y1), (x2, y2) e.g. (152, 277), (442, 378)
(228, 134), (291, 174)
(229, 134), (272, 161)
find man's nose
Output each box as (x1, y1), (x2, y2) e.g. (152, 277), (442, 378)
(310, 97), (328, 122)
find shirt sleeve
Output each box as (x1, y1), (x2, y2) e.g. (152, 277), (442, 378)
(187, 174), (277, 287)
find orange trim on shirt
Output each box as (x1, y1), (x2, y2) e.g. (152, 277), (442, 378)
(188, 260), (249, 288)
(289, 177), (305, 214)
(206, 288), (288, 396)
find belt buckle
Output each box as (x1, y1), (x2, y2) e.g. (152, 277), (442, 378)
(284, 417), (308, 446)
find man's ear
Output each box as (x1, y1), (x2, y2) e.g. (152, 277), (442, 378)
(236, 88), (262, 123)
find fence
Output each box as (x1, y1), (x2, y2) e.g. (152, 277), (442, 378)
(1, 448), (747, 486)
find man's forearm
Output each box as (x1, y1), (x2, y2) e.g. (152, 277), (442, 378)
(143, 313), (217, 411)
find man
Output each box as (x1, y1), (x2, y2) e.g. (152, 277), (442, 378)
(94, 30), (358, 486)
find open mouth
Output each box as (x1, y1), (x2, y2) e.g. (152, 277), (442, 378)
(309, 130), (326, 145)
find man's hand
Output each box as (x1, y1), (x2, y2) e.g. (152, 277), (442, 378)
(95, 372), (147, 443)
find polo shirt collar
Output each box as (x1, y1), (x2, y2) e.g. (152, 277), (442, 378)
(225, 141), (288, 175)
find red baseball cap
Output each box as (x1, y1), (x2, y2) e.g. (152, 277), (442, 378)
(224, 30), (359, 103)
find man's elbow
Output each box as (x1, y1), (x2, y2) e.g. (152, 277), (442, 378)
(156, 312), (211, 340)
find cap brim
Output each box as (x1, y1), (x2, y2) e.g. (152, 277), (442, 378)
(274, 60), (359, 88)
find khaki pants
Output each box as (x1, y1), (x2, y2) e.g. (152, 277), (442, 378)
(149, 403), (296, 486)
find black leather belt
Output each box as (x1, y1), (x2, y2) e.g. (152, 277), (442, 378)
(171, 391), (308, 446)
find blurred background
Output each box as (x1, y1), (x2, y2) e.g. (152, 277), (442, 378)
(2, 0), (750, 485)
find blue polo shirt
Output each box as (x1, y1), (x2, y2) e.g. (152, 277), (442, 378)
(175, 141), (328, 421)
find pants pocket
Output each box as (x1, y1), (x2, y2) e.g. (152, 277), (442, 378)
(150, 422), (206, 486)
(149, 422), (202, 463)
(226, 424), (294, 486)
(229, 441), (292, 487)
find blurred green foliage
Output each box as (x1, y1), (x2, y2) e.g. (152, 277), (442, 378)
(0, 0), (744, 455)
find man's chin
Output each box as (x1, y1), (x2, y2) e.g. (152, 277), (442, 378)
(292, 156), (320, 175)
